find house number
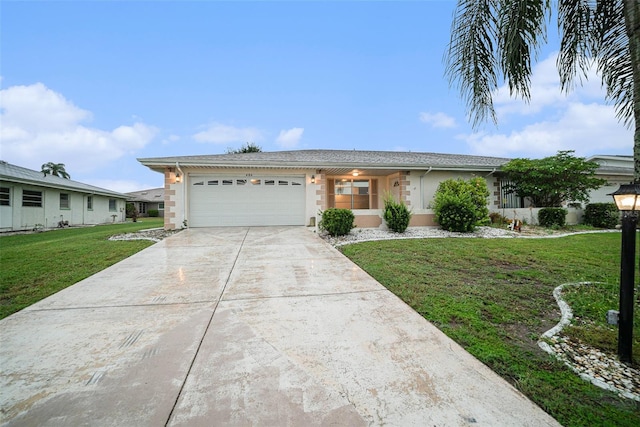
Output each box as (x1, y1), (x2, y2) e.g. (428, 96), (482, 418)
(245, 173), (253, 177)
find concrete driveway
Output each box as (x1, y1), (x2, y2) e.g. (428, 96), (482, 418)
(0, 227), (560, 426)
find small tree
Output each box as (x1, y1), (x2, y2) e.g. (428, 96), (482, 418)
(226, 142), (262, 154)
(501, 151), (606, 207)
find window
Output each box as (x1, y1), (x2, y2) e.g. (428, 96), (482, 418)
(0, 187), (10, 206)
(328, 178), (378, 209)
(109, 199), (117, 212)
(139, 202), (147, 214)
(87, 196), (93, 210)
(158, 202), (165, 210)
(60, 193), (70, 209)
(278, 180), (289, 186)
(237, 179), (247, 185)
(207, 180), (219, 185)
(23, 190), (42, 207)
(222, 179), (233, 185)
(500, 179), (524, 209)
(250, 179), (261, 185)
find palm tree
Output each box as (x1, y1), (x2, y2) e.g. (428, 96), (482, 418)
(445, 0), (639, 180)
(41, 162), (71, 179)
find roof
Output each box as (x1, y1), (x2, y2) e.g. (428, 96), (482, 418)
(126, 187), (165, 202)
(586, 154), (634, 177)
(138, 149), (512, 173)
(0, 161), (128, 198)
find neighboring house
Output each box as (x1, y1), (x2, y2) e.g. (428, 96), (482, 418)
(0, 161), (128, 231)
(138, 150), (512, 229)
(585, 155), (634, 203)
(126, 188), (165, 217)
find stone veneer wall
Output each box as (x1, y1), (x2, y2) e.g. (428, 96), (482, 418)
(164, 168), (177, 230)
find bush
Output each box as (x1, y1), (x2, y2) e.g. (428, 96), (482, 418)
(538, 207), (567, 228)
(125, 202), (138, 219)
(148, 209), (159, 217)
(383, 193), (412, 233)
(434, 193), (477, 232)
(489, 212), (509, 225)
(583, 203), (619, 228)
(319, 208), (355, 236)
(432, 178), (490, 232)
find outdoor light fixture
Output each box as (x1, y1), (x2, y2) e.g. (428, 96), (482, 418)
(611, 182), (640, 211)
(311, 175), (315, 184)
(175, 172), (182, 183)
(352, 170), (359, 177)
(609, 182), (640, 363)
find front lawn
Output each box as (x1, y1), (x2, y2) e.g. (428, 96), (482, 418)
(341, 233), (640, 427)
(0, 219), (164, 319)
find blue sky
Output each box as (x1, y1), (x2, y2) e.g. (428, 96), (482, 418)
(1, 0), (632, 193)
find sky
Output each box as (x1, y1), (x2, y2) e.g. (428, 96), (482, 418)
(0, 0), (633, 193)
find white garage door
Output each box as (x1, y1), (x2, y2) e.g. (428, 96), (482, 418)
(189, 175), (306, 227)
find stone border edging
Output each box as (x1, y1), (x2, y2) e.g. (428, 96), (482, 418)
(538, 282), (640, 402)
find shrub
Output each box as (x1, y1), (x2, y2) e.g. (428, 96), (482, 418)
(319, 208), (355, 236)
(489, 212), (509, 225)
(432, 178), (490, 232)
(383, 193), (412, 233)
(148, 209), (159, 217)
(583, 203), (619, 228)
(538, 207), (567, 228)
(126, 202), (138, 219)
(434, 193), (477, 232)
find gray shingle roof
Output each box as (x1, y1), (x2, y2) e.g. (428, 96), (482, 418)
(126, 187), (164, 202)
(138, 149), (511, 171)
(0, 161), (127, 198)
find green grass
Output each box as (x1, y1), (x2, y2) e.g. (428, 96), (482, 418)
(341, 233), (640, 427)
(0, 219), (164, 319)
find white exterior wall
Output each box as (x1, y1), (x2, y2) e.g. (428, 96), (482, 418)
(0, 182), (126, 231)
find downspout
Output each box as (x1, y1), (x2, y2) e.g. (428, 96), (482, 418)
(176, 162), (186, 228)
(420, 167), (433, 209)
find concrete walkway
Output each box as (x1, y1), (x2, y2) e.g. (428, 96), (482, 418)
(0, 227), (561, 426)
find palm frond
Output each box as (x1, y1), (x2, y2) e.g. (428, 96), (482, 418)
(557, 0), (595, 92)
(445, 0), (500, 127)
(497, 0), (552, 99)
(593, 0), (633, 126)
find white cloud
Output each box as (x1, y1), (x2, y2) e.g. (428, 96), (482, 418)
(462, 52), (632, 158)
(463, 102), (631, 158)
(419, 112), (456, 128)
(0, 83), (157, 173)
(493, 52), (604, 118)
(193, 123), (264, 144)
(275, 127), (304, 148)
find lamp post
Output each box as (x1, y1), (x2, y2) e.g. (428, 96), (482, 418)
(610, 182), (640, 363)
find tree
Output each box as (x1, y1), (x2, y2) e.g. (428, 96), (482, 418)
(41, 162), (70, 179)
(226, 142), (262, 154)
(501, 150), (606, 207)
(445, 0), (640, 180)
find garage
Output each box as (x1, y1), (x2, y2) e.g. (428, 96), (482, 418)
(188, 175), (306, 227)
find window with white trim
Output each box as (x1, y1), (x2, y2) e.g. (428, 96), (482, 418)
(0, 187), (10, 206)
(23, 190), (42, 207)
(60, 193), (70, 209)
